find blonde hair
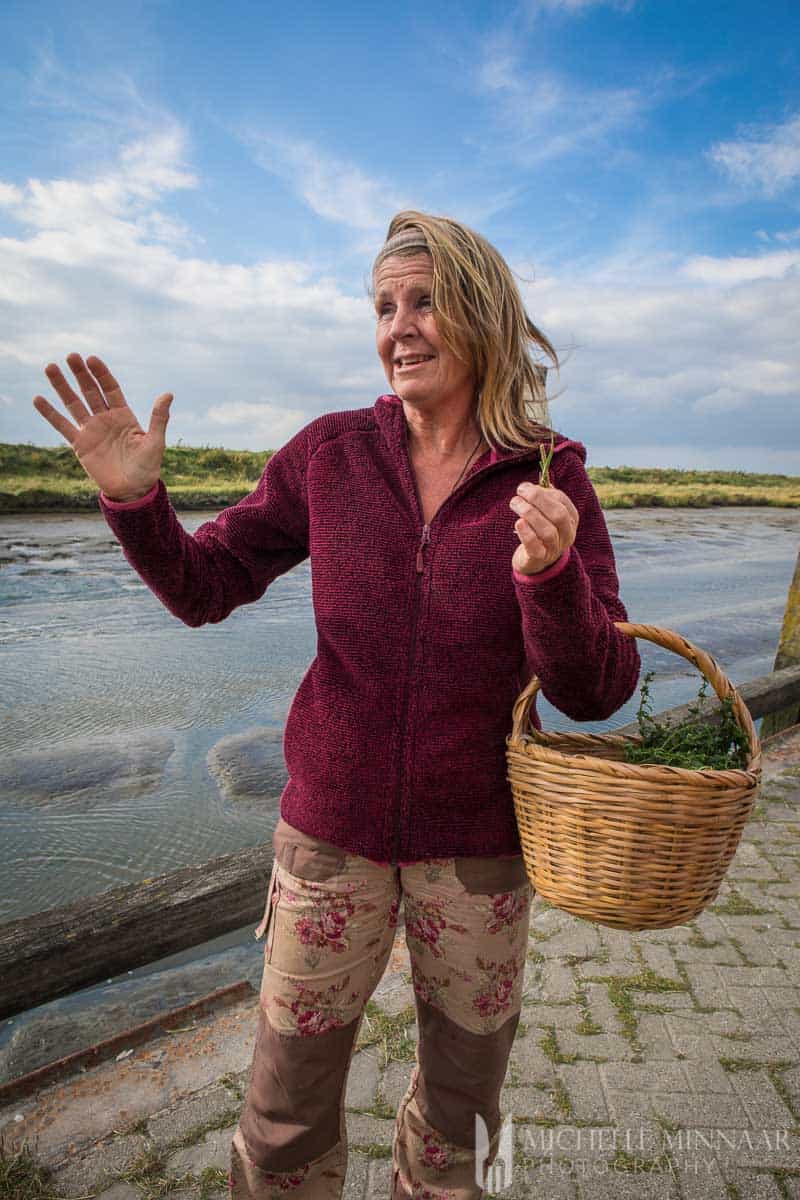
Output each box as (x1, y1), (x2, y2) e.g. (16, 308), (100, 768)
(373, 210), (558, 451)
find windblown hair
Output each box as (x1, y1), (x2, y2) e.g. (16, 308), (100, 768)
(373, 210), (558, 451)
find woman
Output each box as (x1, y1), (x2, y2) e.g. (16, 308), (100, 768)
(33, 210), (639, 1199)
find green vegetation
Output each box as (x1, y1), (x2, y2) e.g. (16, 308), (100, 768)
(0, 1141), (64, 1200)
(355, 1000), (417, 1067)
(587, 463), (800, 509)
(624, 671), (750, 771)
(0, 442), (272, 512)
(2, 442), (799, 512)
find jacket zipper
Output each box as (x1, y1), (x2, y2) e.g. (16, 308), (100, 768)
(415, 524), (431, 573)
(390, 450), (539, 864)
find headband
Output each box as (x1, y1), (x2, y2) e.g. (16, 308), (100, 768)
(373, 229), (430, 268)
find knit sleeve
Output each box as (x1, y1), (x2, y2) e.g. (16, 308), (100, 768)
(512, 449), (640, 721)
(99, 430), (310, 627)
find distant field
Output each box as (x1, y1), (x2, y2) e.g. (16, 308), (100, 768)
(2, 443), (799, 511)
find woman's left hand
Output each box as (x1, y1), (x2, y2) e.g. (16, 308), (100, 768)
(509, 482), (579, 575)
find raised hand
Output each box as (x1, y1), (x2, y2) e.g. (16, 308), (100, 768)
(32, 353), (173, 502)
(509, 482), (579, 575)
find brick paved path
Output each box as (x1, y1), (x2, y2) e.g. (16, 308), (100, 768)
(2, 728), (799, 1199)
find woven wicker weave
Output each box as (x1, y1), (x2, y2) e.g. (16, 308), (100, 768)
(506, 623), (761, 930)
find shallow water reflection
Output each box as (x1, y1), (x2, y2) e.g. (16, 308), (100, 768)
(1, 505), (798, 923)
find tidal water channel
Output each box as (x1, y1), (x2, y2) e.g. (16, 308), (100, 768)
(1, 504), (798, 1077)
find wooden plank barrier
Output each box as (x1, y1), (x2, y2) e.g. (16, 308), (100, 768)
(0, 844), (274, 1021)
(1, 662), (799, 1022)
(762, 548), (800, 738)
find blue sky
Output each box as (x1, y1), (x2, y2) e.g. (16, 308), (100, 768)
(1, 0), (798, 470)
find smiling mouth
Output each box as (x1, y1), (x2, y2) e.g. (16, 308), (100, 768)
(394, 355), (434, 367)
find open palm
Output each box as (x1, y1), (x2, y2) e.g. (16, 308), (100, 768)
(33, 353), (173, 502)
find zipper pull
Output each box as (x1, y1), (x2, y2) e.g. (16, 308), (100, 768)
(416, 524), (431, 573)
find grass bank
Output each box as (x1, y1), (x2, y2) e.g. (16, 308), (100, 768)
(2, 443), (799, 512)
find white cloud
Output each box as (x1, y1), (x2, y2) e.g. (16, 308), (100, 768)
(519, 243), (800, 466)
(682, 250), (800, 285)
(475, 40), (643, 166)
(709, 113), (800, 195)
(0, 126), (380, 451)
(531, 0), (635, 10)
(1, 104), (797, 472)
(205, 401), (311, 446)
(245, 134), (406, 232)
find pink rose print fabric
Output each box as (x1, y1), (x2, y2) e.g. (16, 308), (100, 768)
(232, 826), (531, 1199)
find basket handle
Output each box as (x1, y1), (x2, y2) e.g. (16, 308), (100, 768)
(510, 621), (759, 762)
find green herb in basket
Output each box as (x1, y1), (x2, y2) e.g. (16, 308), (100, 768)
(623, 671), (750, 771)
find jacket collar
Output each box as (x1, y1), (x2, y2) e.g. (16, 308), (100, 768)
(373, 393), (587, 469)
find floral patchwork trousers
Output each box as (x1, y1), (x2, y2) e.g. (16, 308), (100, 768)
(230, 818), (532, 1199)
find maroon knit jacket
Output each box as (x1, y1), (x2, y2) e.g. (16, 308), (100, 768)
(99, 394), (640, 863)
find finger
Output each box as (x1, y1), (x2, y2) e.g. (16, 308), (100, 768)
(511, 500), (562, 560)
(147, 392), (173, 439)
(66, 352), (107, 415)
(32, 395), (79, 446)
(513, 516), (554, 569)
(44, 362), (92, 425)
(517, 484), (578, 538)
(86, 356), (127, 409)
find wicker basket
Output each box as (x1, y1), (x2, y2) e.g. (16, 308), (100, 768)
(506, 622), (762, 930)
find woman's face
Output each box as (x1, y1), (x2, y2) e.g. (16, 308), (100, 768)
(373, 253), (475, 412)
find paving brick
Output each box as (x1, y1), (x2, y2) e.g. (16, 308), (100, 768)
(500, 1083), (560, 1121)
(92, 1186), (141, 1200)
(760, 985), (800, 1009)
(710, 1126), (800, 1170)
(717, 965), (792, 988)
(346, 1048), (381, 1111)
(50, 1135), (148, 1196)
(633, 990), (694, 1010)
(509, 1157), (579, 1200)
(522, 1002), (589, 1030)
(556, 1029), (638, 1062)
(688, 911), (731, 941)
(581, 981), (620, 1029)
(345, 1112), (394, 1151)
(599, 928), (641, 959)
(639, 943), (684, 983)
(347, 1152), (376, 1200)
(378, 1060), (412, 1110)
(508, 1032), (557, 1083)
(578, 958), (642, 981)
(600, 1063), (688, 1093)
(726, 934), (785, 967)
(681, 963), (726, 1009)
(780, 1064), (800, 1109)
(676, 1061), (734, 1094)
(673, 943), (744, 966)
(719, 1168), (786, 1199)
(635, 1014), (681, 1059)
(574, 1165), (680, 1198)
(727, 1068), (796, 1127)
(725, 985), (780, 1026)
(541, 961), (578, 1002)
(649, 1091), (750, 1129)
(167, 1127), (230, 1176)
(537, 927), (605, 958)
(668, 1154), (730, 1200)
(663, 1010), (748, 1040)
(556, 1061), (609, 1124)
(776, 1008), (800, 1049)
(147, 1085), (240, 1148)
